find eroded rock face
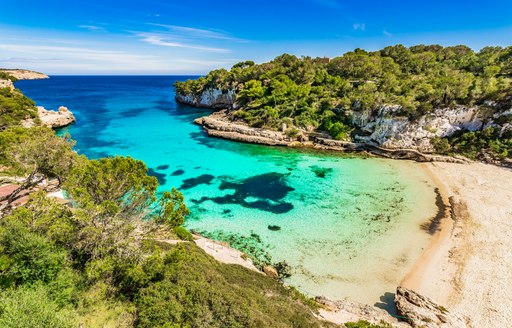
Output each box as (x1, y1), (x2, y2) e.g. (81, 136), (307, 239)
(176, 88), (236, 109)
(315, 296), (410, 327)
(194, 111), (290, 146)
(0, 69), (49, 80)
(395, 287), (467, 328)
(351, 105), (507, 152)
(0, 79), (14, 91)
(37, 106), (76, 128)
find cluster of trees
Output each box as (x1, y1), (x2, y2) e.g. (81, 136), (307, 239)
(0, 89), (333, 326)
(175, 44), (512, 142)
(0, 87), (39, 130)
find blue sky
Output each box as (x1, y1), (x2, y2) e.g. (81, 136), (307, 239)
(1, 0), (511, 74)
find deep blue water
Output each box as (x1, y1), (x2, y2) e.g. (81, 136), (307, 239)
(15, 76), (436, 304)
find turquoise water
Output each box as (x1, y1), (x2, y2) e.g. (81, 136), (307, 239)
(16, 76), (436, 305)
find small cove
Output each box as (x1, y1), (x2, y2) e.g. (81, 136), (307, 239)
(16, 76), (438, 306)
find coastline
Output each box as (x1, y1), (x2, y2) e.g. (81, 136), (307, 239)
(402, 161), (512, 327)
(193, 111), (471, 165)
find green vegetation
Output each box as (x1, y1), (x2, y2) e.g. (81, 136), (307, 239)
(433, 126), (512, 161)
(0, 87), (38, 130)
(344, 320), (392, 328)
(0, 88), (330, 327)
(0, 72), (18, 82)
(176, 44), (512, 145)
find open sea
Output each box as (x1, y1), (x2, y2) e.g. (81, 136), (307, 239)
(15, 76), (437, 308)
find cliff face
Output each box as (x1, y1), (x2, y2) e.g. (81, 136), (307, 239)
(0, 69), (49, 80)
(350, 104), (511, 152)
(175, 88), (236, 109)
(177, 88), (511, 153)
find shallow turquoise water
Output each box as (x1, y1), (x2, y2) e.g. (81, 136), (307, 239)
(16, 76), (436, 305)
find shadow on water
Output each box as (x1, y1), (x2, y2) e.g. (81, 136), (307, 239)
(191, 173), (295, 214)
(180, 174), (215, 190)
(374, 292), (398, 316)
(147, 168), (167, 185)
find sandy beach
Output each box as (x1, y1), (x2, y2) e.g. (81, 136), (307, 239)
(402, 161), (512, 327)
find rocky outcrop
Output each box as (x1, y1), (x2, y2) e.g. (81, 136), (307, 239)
(0, 79), (14, 91)
(316, 287), (467, 328)
(0, 69), (49, 80)
(176, 88), (236, 109)
(351, 105), (509, 152)
(194, 111), (290, 146)
(395, 287), (467, 328)
(36, 106), (76, 128)
(315, 296), (410, 327)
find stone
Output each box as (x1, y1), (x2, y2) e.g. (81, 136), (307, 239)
(37, 106), (76, 128)
(395, 287), (467, 328)
(263, 265), (279, 278)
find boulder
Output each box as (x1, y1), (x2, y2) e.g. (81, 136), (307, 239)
(395, 287), (467, 328)
(263, 265), (279, 278)
(38, 106), (76, 128)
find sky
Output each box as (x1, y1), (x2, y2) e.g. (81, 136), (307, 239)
(0, 0), (511, 74)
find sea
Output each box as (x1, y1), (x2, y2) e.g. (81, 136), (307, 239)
(15, 76), (437, 309)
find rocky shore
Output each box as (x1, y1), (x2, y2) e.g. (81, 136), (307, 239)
(0, 69), (49, 80)
(37, 106), (76, 128)
(194, 110), (470, 164)
(178, 87), (511, 166)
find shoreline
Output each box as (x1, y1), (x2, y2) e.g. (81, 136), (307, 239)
(194, 111), (471, 165)
(402, 161), (512, 327)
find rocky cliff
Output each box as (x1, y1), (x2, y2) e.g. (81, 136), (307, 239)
(22, 106), (76, 129)
(177, 88), (511, 158)
(349, 104), (510, 152)
(0, 69), (49, 80)
(176, 87), (236, 109)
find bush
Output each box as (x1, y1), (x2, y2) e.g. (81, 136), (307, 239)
(173, 226), (193, 241)
(0, 285), (76, 328)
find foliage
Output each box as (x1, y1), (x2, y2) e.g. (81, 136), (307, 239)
(0, 117), (330, 327)
(433, 126), (512, 160)
(0, 87), (37, 129)
(135, 243), (327, 328)
(176, 44), (512, 142)
(0, 127), (77, 205)
(344, 320), (392, 328)
(0, 72), (18, 82)
(0, 285), (76, 328)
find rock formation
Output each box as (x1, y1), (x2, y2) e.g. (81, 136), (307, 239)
(0, 79), (14, 91)
(0, 69), (49, 80)
(36, 106), (76, 128)
(395, 287), (467, 328)
(176, 88), (236, 109)
(349, 104), (510, 152)
(177, 88), (511, 161)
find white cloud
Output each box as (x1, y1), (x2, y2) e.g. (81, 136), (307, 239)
(137, 33), (230, 53)
(353, 23), (366, 31)
(149, 24), (247, 42)
(78, 25), (105, 32)
(383, 30), (393, 37)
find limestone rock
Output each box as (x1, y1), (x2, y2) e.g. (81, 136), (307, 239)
(0, 79), (14, 91)
(263, 265), (279, 278)
(176, 88), (236, 109)
(38, 106), (76, 128)
(194, 111), (290, 146)
(395, 287), (467, 328)
(0, 69), (49, 80)
(315, 296), (409, 327)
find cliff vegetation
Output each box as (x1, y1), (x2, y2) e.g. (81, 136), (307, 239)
(175, 44), (512, 160)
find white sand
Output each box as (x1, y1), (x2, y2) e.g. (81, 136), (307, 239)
(403, 162), (512, 327)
